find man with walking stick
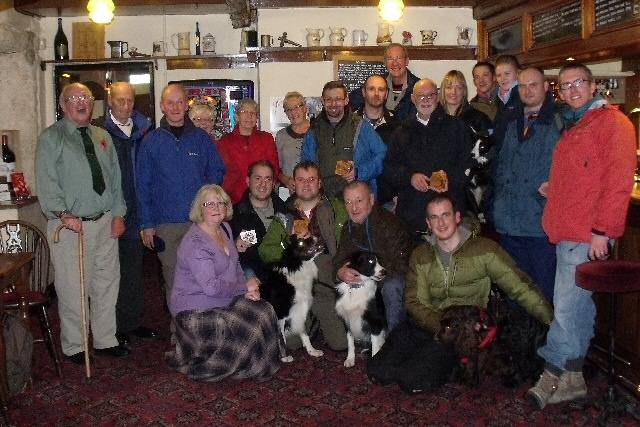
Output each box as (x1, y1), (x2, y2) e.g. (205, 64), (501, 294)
(36, 83), (130, 367)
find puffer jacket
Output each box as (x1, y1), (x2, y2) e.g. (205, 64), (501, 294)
(405, 225), (553, 334)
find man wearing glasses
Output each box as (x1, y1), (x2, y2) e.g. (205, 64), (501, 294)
(259, 161), (349, 352)
(383, 79), (473, 238)
(527, 63), (636, 409)
(136, 84), (225, 304)
(349, 43), (419, 121)
(93, 82), (158, 347)
(302, 80), (386, 199)
(36, 83), (129, 363)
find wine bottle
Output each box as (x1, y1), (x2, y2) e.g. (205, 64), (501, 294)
(195, 22), (201, 55)
(54, 17), (69, 60)
(2, 135), (16, 198)
(2, 135), (15, 166)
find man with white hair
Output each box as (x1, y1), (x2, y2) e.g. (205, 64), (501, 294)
(94, 82), (158, 347)
(36, 82), (129, 363)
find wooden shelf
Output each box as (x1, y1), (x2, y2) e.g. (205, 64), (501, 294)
(40, 46), (476, 72)
(246, 45), (477, 63)
(166, 54), (254, 70)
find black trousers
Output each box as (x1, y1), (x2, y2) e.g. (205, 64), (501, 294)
(116, 238), (145, 333)
(367, 320), (456, 393)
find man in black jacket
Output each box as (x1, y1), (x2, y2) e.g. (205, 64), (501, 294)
(383, 79), (473, 237)
(349, 43), (419, 121)
(230, 160), (287, 282)
(93, 81), (158, 346)
(352, 75), (400, 205)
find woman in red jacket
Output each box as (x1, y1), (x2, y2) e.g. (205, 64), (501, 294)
(217, 98), (281, 204)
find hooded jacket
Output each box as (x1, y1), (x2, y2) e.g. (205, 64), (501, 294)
(405, 225), (553, 334)
(542, 103), (636, 242)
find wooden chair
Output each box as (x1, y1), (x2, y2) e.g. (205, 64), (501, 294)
(0, 220), (62, 377)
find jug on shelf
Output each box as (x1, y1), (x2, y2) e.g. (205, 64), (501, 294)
(456, 26), (472, 46)
(202, 33), (216, 55)
(171, 32), (191, 56)
(352, 29), (368, 47)
(329, 27), (347, 47)
(420, 30), (438, 45)
(306, 28), (325, 47)
(107, 41), (128, 58)
(376, 22), (394, 46)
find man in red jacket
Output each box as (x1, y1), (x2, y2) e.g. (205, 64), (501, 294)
(527, 63), (637, 409)
(217, 98), (280, 204)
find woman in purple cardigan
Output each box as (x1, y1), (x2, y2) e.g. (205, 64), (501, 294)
(166, 184), (281, 381)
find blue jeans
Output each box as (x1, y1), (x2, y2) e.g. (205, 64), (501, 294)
(382, 274), (407, 332)
(537, 241), (595, 371)
(499, 234), (556, 303)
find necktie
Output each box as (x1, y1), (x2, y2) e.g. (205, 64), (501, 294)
(78, 127), (106, 195)
(523, 112), (539, 137)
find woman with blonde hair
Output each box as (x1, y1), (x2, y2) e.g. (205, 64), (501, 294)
(188, 102), (217, 140)
(166, 184), (281, 381)
(439, 70), (492, 134)
(439, 70), (494, 219)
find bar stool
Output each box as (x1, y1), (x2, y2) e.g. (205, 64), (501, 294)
(576, 260), (640, 424)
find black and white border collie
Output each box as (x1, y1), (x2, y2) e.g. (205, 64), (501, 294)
(261, 235), (325, 363)
(335, 251), (387, 368)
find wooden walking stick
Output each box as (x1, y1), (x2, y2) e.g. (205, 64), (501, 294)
(54, 223), (91, 382)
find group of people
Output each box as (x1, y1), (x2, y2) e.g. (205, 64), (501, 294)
(36, 42), (637, 409)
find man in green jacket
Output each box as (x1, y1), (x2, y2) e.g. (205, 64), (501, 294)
(259, 161), (348, 351)
(368, 193), (553, 393)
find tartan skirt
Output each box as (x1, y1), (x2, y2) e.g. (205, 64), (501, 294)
(166, 296), (281, 382)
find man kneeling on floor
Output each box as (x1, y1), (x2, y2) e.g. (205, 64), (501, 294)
(367, 194), (553, 393)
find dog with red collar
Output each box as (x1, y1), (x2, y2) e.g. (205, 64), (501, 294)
(436, 305), (499, 387)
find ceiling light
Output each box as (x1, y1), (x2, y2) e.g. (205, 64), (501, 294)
(87, 0), (115, 24)
(378, 0), (404, 22)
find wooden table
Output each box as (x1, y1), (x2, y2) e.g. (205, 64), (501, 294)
(0, 253), (33, 410)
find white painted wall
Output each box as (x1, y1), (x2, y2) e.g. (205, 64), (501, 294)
(38, 6), (477, 129)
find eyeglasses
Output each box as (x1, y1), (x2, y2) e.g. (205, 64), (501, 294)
(203, 201), (228, 209)
(295, 177), (318, 184)
(65, 95), (95, 104)
(559, 78), (591, 91)
(284, 103), (305, 114)
(385, 55), (406, 62)
(415, 92), (438, 102)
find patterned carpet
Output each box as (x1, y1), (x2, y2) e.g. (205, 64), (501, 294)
(5, 254), (640, 426)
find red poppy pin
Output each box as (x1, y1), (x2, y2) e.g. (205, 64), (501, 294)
(100, 139), (108, 150)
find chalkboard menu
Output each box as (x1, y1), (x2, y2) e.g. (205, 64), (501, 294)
(595, 0), (640, 30)
(532, 1), (582, 45)
(335, 59), (387, 93)
(488, 21), (523, 56)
